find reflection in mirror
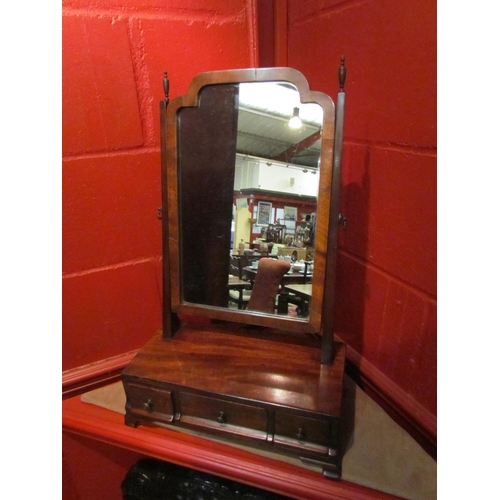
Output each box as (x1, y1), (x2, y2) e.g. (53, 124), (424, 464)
(236, 82), (323, 170)
(171, 69), (334, 335)
(177, 81), (323, 321)
(230, 82), (323, 321)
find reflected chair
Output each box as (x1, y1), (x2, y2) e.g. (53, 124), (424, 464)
(228, 287), (252, 309)
(247, 258), (291, 314)
(228, 255), (252, 309)
(229, 255), (244, 279)
(242, 249), (261, 268)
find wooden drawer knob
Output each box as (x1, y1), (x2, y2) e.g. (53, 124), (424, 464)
(216, 411), (227, 424)
(296, 427), (306, 441)
(142, 399), (154, 413)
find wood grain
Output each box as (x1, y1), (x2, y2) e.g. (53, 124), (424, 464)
(163, 67), (337, 344)
(124, 325), (345, 416)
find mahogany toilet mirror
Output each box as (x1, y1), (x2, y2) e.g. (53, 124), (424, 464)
(161, 60), (346, 363)
(122, 59), (348, 479)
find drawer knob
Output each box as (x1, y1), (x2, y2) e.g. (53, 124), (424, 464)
(216, 411), (227, 424)
(296, 427), (306, 441)
(142, 399), (154, 413)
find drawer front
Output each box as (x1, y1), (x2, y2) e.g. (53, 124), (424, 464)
(274, 412), (330, 454)
(125, 382), (174, 422)
(178, 392), (267, 440)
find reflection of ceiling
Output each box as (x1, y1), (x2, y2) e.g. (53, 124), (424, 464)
(236, 83), (323, 169)
(236, 107), (321, 168)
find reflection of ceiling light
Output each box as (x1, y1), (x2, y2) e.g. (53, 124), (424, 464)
(288, 107), (302, 129)
(238, 83), (323, 125)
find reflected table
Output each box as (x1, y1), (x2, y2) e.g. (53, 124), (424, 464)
(283, 284), (312, 299)
(279, 284), (313, 317)
(243, 267), (312, 285)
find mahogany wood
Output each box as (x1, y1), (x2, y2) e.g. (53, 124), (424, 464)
(123, 324), (346, 478)
(123, 64), (347, 480)
(321, 58), (346, 363)
(163, 67), (336, 338)
(176, 83), (238, 308)
(160, 91), (181, 339)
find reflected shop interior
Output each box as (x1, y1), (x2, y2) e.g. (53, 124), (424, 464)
(177, 80), (323, 321)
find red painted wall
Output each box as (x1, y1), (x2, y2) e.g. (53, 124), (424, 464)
(62, 1), (435, 495)
(63, 0), (435, 490)
(63, 433), (145, 499)
(62, 0), (436, 419)
(286, 0), (437, 417)
(62, 0), (257, 371)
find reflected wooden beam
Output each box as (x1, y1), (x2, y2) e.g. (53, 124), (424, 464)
(273, 130), (321, 163)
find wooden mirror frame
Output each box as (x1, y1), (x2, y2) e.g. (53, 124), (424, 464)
(160, 65), (345, 363)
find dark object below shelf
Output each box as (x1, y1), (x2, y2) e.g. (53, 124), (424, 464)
(122, 458), (291, 500)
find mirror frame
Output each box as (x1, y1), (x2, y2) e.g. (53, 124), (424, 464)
(160, 67), (342, 358)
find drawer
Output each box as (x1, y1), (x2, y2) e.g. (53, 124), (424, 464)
(125, 382), (174, 423)
(178, 392), (268, 440)
(274, 412), (330, 454)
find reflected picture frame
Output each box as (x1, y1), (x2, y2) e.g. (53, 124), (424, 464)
(284, 206), (297, 221)
(256, 201), (272, 226)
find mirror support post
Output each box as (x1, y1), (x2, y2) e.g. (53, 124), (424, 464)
(321, 57), (346, 363)
(161, 72), (181, 338)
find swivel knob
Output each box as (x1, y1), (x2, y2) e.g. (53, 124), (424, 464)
(216, 411), (227, 424)
(142, 399), (154, 413)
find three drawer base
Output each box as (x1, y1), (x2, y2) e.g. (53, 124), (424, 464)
(122, 326), (346, 479)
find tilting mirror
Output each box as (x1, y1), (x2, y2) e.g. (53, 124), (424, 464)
(123, 63), (347, 479)
(164, 68), (339, 339)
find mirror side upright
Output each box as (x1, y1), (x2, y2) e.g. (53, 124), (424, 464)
(160, 71), (181, 338)
(320, 56), (347, 363)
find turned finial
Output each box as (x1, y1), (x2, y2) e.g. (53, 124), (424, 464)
(163, 71), (170, 103)
(338, 55), (346, 92)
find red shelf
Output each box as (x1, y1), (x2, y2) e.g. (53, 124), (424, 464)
(63, 395), (400, 500)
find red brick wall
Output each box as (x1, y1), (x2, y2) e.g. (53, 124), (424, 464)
(62, 0), (257, 371)
(287, 0), (437, 416)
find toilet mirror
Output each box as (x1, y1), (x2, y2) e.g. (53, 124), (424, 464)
(161, 67), (341, 338)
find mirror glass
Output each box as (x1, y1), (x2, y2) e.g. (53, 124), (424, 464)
(167, 69), (334, 334)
